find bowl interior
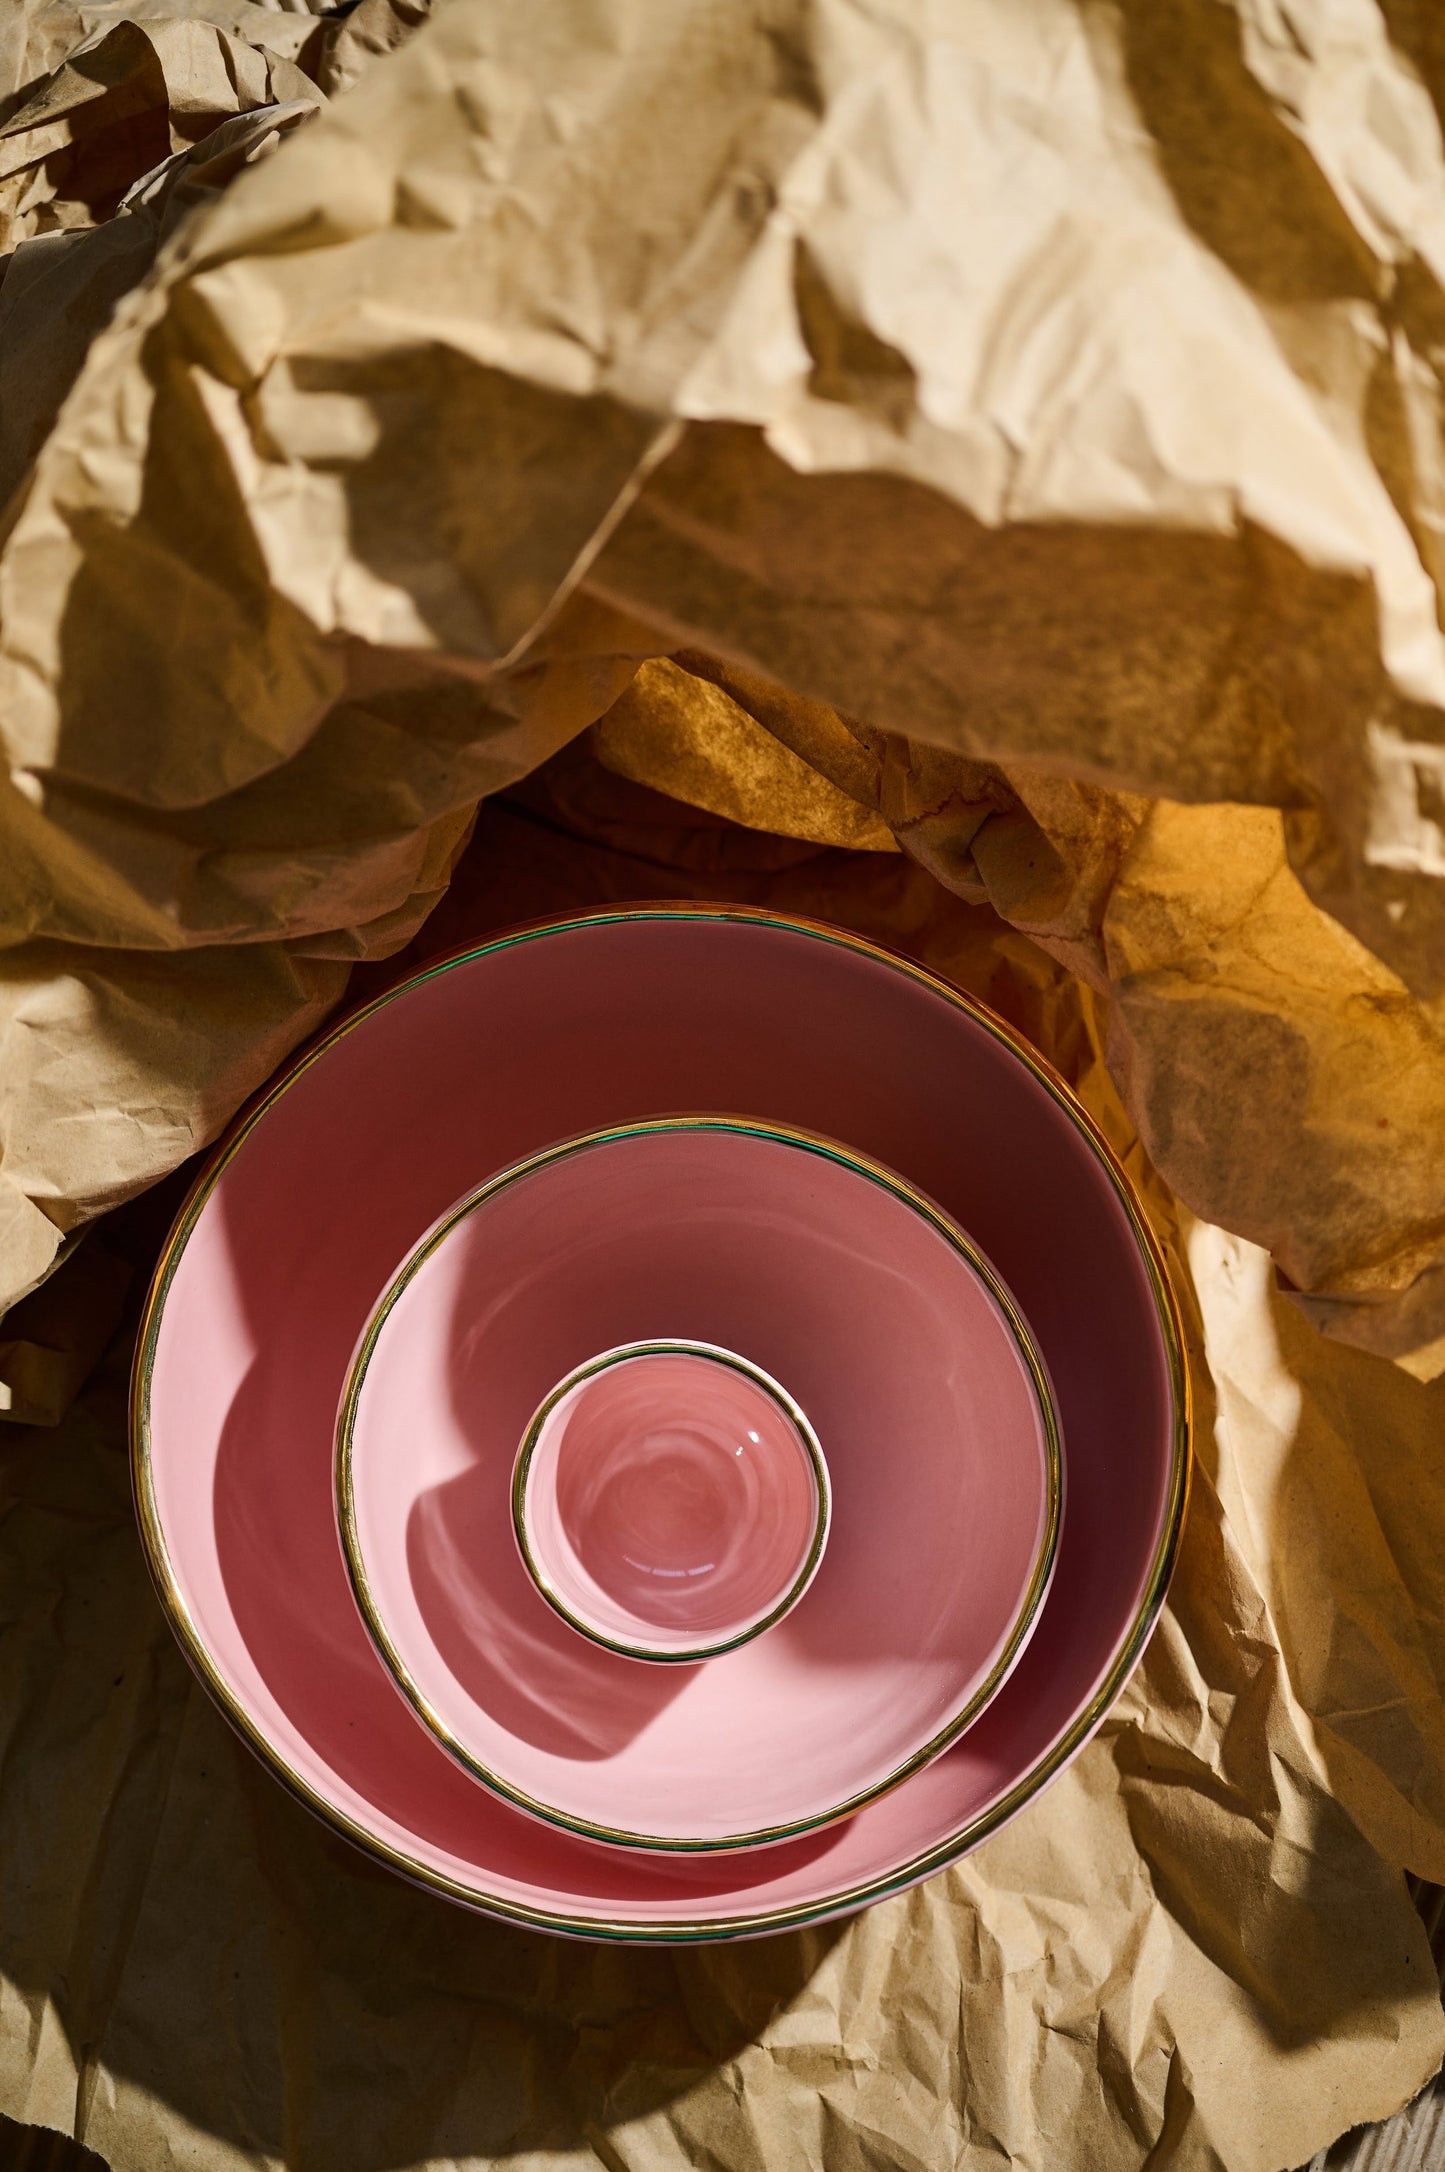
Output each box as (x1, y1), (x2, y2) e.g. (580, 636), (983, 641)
(517, 1340), (828, 1661)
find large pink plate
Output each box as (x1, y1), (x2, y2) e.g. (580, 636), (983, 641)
(133, 906), (1189, 1941)
(339, 1119), (1061, 1851)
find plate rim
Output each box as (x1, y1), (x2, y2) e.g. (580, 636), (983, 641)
(334, 1113), (1064, 1852)
(131, 901), (1192, 1942)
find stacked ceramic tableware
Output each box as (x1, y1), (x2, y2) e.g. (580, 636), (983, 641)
(134, 908), (1187, 1939)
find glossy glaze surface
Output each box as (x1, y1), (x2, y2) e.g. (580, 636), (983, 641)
(518, 1341), (828, 1661)
(340, 1121), (1054, 1849)
(135, 907), (1187, 1940)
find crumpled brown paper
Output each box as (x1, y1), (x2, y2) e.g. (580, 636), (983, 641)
(601, 654), (1445, 1370)
(2, 1), (1445, 2167)
(594, 659), (897, 853)
(0, 10), (319, 251)
(0, 97), (316, 504)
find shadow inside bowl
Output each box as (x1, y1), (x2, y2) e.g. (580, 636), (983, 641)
(404, 1466), (697, 1762)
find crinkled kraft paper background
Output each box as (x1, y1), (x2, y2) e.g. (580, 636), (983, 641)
(3, 2), (1445, 2168)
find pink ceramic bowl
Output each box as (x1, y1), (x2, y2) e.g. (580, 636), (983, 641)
(514, 1340), (831, 1663)
(134, 905), (1188, 1940)
(335, 1116), (1060, 1853)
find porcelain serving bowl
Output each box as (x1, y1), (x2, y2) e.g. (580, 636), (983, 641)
(513, 1338), (831, 1664)
(334, 1117), (1060, 1853)
(134, 905), (1187, 1940)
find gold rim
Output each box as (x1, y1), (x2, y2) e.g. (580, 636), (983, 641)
(334, 1117), (1062, 1852)
(510, 1334), (832, 1664)
(131, 903), (1191, 1941)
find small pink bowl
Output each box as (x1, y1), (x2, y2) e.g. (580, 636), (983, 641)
(513, 1340), (830, 1663)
